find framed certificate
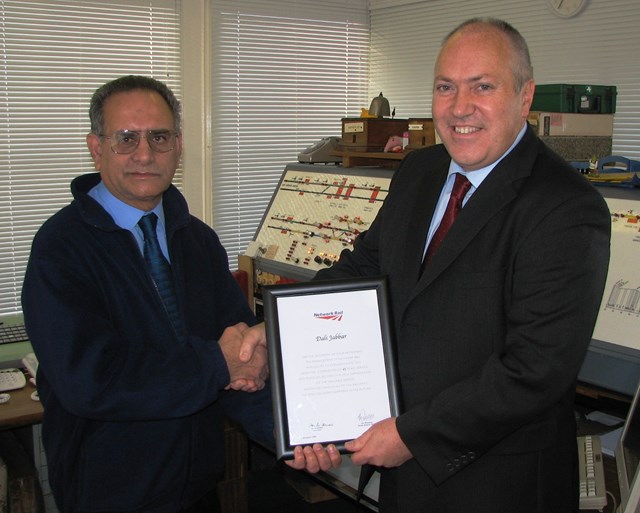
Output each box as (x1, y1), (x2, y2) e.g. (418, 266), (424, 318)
(263, 276), (400, 459)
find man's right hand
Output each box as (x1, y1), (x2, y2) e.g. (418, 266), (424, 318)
(238, 322), (267, 362)
(219, 322), (268, 392)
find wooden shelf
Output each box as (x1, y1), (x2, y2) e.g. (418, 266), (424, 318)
(334, 150), (409, 168)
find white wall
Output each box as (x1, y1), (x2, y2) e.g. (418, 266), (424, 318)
(369, 0), (640, 159)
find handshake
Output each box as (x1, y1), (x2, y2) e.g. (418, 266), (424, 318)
(219, 319), (408, 475)
(219, 321), (344, 473)
(219, 321), (269, 392)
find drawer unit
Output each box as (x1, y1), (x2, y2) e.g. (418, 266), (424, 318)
(341, 118), (408, 152)
(406, 118), (436, 149)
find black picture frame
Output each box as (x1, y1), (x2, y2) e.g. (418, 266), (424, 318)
(263, 276), (400, 459)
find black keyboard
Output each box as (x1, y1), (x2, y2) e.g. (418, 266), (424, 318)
(0, 323), (29, 345)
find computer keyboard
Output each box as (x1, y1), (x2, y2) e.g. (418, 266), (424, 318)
(0, 323), (29, 345)
(578, 435), (607, 510)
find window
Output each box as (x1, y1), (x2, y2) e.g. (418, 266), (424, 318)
(0, 0), (181, 317)
(210, 0), (369, 263)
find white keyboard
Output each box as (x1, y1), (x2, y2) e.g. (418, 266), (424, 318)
(577, 435), (607, 510)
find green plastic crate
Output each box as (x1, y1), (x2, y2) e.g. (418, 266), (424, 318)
(532, 84), (617, 114)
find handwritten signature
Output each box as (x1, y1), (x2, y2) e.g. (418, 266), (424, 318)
(357, 409), (375, 426)
(309, 422), (334, 432)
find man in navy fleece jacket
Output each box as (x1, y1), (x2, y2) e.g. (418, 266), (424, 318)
(22, 75), (271, 513)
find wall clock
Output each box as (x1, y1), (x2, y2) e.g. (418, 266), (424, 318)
(546, 0), (588, 18)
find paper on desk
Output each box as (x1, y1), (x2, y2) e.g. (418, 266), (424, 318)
(586, 410), (624, 427)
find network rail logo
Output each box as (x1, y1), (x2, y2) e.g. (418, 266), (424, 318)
(313, 310), (344, 321)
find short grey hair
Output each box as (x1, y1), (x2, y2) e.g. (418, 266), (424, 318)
(89, 75), (182, 135)
(442, 18), (534, 92)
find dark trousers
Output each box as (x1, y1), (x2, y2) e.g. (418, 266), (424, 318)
(179, 488), (221, 513)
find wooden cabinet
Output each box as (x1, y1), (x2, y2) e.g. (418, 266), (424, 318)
(341, 117), (408, 152)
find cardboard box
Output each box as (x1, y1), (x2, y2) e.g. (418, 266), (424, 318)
(528, 112), (614, 137)
(531, 84), (617, 114)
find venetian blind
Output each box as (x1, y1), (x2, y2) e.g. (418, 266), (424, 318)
(210, 0), (370, 263)
(0, 0), (181, 317)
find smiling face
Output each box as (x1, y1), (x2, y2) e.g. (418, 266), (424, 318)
(86, 89), (182, 211)
(432, 25), (534, 171)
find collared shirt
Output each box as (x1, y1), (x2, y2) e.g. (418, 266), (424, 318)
(88, 181), (171, 261)
(424, 123), (527, 255)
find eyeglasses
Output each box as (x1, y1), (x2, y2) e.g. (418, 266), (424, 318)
(100, 129), (178, 154)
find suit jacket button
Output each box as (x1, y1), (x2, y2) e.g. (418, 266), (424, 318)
(446, 463), (454, 473)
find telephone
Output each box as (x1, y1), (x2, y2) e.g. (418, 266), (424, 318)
(0, 368), (26, 392)
(298, 136), (342, 163)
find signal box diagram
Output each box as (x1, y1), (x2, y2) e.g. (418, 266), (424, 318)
(247, 163), (394, 281)
(592, 191), (640, 352)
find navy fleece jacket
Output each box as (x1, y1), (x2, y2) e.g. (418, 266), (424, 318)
(22, 173), (273, 513)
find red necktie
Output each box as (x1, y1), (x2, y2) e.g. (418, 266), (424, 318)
(421, 173), (472, 271)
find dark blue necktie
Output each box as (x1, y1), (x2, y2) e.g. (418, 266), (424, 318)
(138, 213), (184, 342)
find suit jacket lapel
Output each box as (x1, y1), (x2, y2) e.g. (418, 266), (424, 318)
(416, 126), (540, 291)
(405, 165), (449, 275)
(384, 150), (451, 300)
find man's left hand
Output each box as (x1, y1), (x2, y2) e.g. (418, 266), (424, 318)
(345, 417), (412, 468)
(220, 322), (268, 392)
(285, 444), (342, 473)
(226, 322), (268, 392)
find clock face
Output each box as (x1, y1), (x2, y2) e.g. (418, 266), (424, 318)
(546, 0), (588, 18)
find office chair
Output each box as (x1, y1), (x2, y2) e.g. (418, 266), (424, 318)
(231, 269), (249, 300)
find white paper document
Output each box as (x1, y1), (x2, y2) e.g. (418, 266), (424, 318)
(276, 289), (391, 445)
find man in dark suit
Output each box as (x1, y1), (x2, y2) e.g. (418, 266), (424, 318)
(247, 17), (611, 513)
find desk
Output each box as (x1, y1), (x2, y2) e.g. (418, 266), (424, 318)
(0, 383), (42, 430)
(0, 382), (45, 511)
